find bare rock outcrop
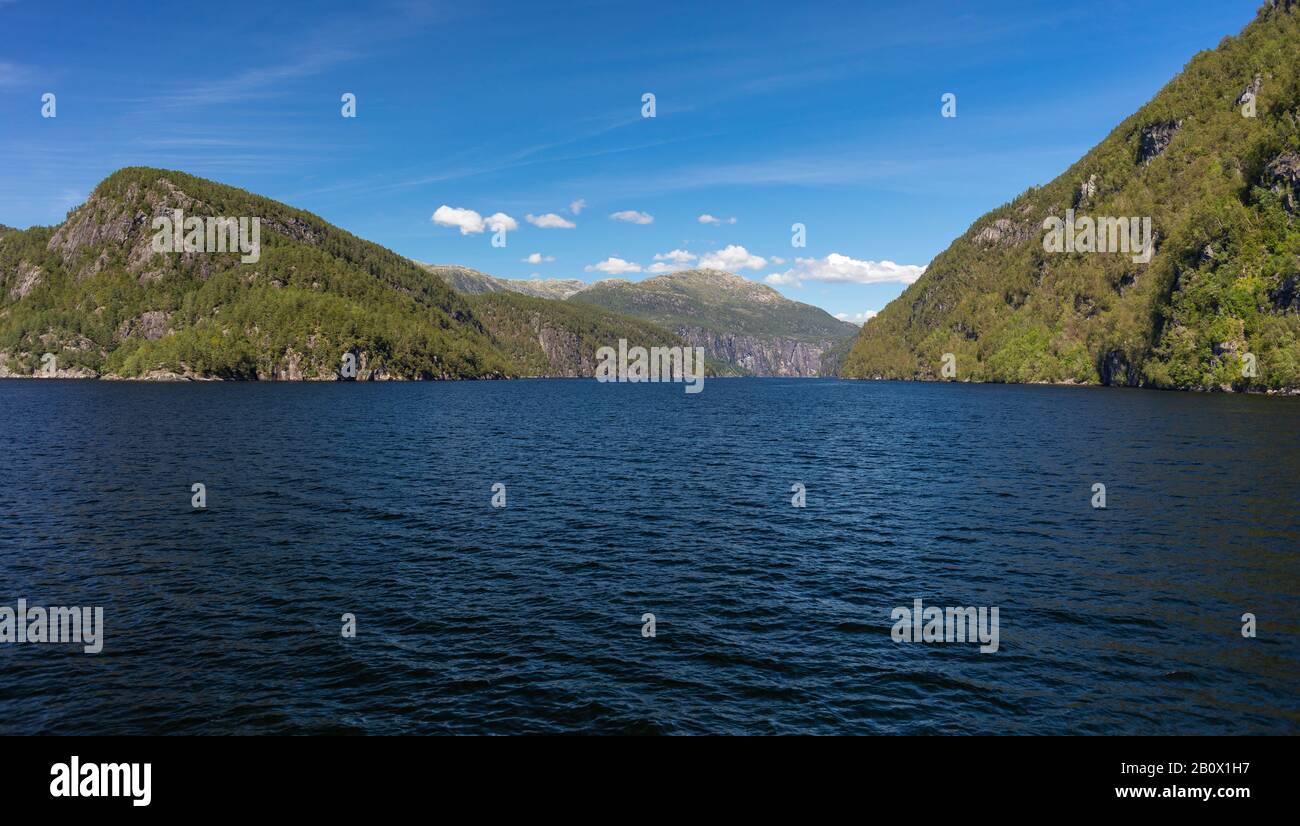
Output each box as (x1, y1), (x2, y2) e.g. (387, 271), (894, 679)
(973, 217), (1033, 247)
(1138, 120), (1181, 164)
(535, 324), (589, 377)
(677, 327), (831, 377)
(116, 310), (171, 341)
(8, 261), (44, 300)
(1263, 151), (1300, 212)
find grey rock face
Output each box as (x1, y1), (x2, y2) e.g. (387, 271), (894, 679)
(677, 327), (830, 377)
(535, 324), (589, 377)
(8, 261), (43, 300)
(1074, 173), (1099, 208)
(46, 179), (212, 280)
(1138, 121), (1181, 164)
(1236, 74), (1263, 108)
(1270, 274), (1300, 312)
(116, 310), (171, 341)
(1099, 349), (1141, 387)
(1263, 151), (1300, 212)
(973, 217), (1032, 247)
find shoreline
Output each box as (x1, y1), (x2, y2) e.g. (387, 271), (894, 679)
(2, 373), (1297, 395)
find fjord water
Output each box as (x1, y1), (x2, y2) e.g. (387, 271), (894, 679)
(0, 378), (1296, 735)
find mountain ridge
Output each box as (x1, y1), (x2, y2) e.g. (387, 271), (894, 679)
(415, 263), (587, 300)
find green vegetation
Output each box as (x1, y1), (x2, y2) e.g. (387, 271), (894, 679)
(844, 2), (1300, 392)
(0, 169), (844, 381)
(0, 168), (516, 378)
(463, 290), (686, 376)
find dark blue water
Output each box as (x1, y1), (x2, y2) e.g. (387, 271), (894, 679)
(0, 378), (1297, 734)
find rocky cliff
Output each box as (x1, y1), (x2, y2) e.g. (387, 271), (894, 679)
(674, 327), (835, 377)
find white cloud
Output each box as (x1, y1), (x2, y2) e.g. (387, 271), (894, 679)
(698, 244), (766, 271)
(835, 310), (880, 325)
(526, 212), (576, 229)
(698, 213), (737, 225)
(485, 212), (518, 233)
(647, 249), (697, 274)
(610, 210), (654, 225)
(431, 206), (518, 235)
(654, 249), (696, 265)
(764, 253), (925, 287)
(569, 198), (586, 215)
(769, 256), (786, 265)
(432, 205), (487, 235)
(523, 252), (555, 264)
(585, 257), (642, 275)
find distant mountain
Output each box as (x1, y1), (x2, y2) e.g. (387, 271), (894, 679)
(417, 263), (586, 300)
(568, 269), (859, 376)
(462, 290), (688, 377)
(844, 1), (1300, 392)
(424, 263), (860, 377)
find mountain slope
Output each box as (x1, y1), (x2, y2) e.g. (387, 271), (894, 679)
(569, 269), (859, 376)
(844, 0), (1300, 392)
(0, 168), (523, 380)
(462, 290), (688, 377)
(418, 263), (586, 300)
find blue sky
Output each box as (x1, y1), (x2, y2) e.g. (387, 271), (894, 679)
(0, 0), (1265, 321)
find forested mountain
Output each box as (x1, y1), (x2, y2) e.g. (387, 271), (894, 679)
(0, 168), (514, 379)
(844, 0), (1300, 392)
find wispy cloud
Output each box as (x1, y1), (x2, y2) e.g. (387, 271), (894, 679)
(139, 5), (451, 110)
(0, 61), (35, 88)
(526, 213), (576, 229)
(610, 210), (653, 224)
(150, 50), (356, 108)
